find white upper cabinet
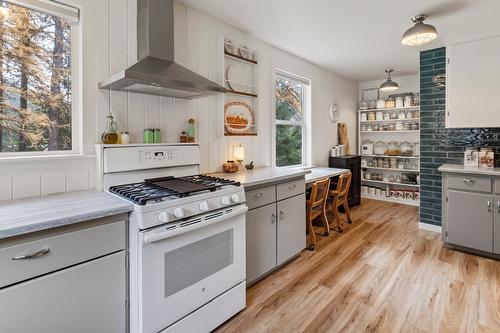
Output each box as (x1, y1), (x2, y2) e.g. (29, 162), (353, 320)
(446, 35), (500, 128)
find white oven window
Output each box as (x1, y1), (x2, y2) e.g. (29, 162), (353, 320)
(164, 229), (234, 298)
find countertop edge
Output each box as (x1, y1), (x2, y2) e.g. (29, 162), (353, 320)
(438, 164), (500, 177)
(242, 170), (310, 187)
(0, 205), (132, 240)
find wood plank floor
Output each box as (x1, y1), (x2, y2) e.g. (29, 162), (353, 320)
(216, 199), (500, 333)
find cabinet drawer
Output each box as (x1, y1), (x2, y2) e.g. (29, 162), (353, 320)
(495, 179), (500, 194)
(447, 174), (491, 193)
(246, 186), (276, 210)
(277, 179), (305, 201)
(0, 220), (126, 288)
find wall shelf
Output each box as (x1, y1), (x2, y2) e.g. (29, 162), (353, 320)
(361, 154), (419, 159)
(360, 118), (420, 123)
(225, 90), (258, 98)
(360, 130), (419, 134)
(362, 166), (420, 173)
(362, 179), (420, 187)
(362, 194), (420, 206)
(358, 106), (420, 112)
(224, 51), (258, 65)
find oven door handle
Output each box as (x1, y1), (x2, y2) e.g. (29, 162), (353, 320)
(143, 205), (248, 244)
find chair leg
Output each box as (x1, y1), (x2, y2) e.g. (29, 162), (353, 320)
(330, 198), (343, 233)
(306, 215), (316, 250)
(343, 199), (352, 224)
(322, 201), (330, 236)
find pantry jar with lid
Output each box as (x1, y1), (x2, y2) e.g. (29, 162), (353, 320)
(367, 111), (376, 121)
(383, 112), (390, 120)
(385, 142), (400, 156)
(390, 110), (398, 119)
(410, 122), (419, 130)
(360, 112), (367, 121)
(374, 141), (386, 155)
(406, 110), (414, 119)
(398, 110), (406, 120)
(376, 111), (384, 121)
(385, 97), (395, 108)
(401, 141), (413, 156)
(412, 142), (420, 156)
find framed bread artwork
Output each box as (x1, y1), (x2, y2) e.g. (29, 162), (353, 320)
(224, 101), (256, 136)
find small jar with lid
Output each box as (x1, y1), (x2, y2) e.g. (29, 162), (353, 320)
(360, 124), (367, 132)
(395, 122), (403, 131)
(385, 97), (395, 108)
(373, 124), (381, 131)
(386, 142), (400, 156)
(376, 111), (384, 121)
(404, 159), (412, 170)
(367, 111), (376, 121)
(406, 110), (414, 119)
(389, 157), (398, 169)
(364, 171), (372, 180)
(388, 122), (396, 131)
(360, 112), (367, 121)
(390, 110), (398, 119)
(377, 158), (384, 168)
(383, 112), (390, 120)
(400, 141), (413, 156)
(398, 111), (406, 120)
(410, 122), (419, 130)
(412, 142), (420, 156)
(374, 141), (386, 155)
(403, 122), (410, 131)
(383, 159), (389, 168)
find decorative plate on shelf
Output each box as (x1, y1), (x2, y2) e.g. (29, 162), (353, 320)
(224, 39), (236, 55)
(224, 101), (255, 134)
(238, 45), (252, 60)
(226, 63), (253, 93)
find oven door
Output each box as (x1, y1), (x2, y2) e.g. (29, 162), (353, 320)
(140, 205), (247, 333)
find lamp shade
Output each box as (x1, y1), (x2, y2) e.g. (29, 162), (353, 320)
(401, 15), (438, 46)
(233, 145), (245, 162)
(379, 69), (399, 93)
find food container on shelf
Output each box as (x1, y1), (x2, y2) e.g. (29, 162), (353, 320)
(368, 99), (377, 109)
(373, 124), (381, 131)
(396, 175), (402, 183)
(406, 110), (414, 119)
(368, 187), (375, 195)
(403, 122), (410, 131)
(376, 99), (386, 109)
(413, 110), (420, 118)
(412, 142), (420, 156)
(413, 93), (420, 106)
(395, 122), (403, 131)
(410, 122), (419, 130)
(375, 188), (381, 196)
(381, 190), (386, 197)
(374, 141), (386, 155)
(389, 175), (395, 182)
(398, 111), (406, 119)
(385, 142), (401, 156)
(360, 112), (367, 121)
(404, 95), (413, 107)
(359, 100), (368, 110)
(364, 171), (372, 180)
(389, 157), (398, 169)
(383, 159), (389, 168)
(367, 159), (374, 167)
(360, 124), (367, 131)
(479, 147), (495, 168)
(366, 124), (373, 131)
(395, 96), (404, 108)
(390, 111), (398, 119)
(376, 111), (384, 121)
(404, 159), (412, 170)
(400, 141), (413, 156)
(383, 112), (390, 120)
(388, 123), (396, 131)
(361, 140), (374, 155)
(361, 159), (368, 167)
(385, 97), (395, 108)
(367, 111), (376, 121)
(383, 175), (389, 182)
(398, 161), (404, 169)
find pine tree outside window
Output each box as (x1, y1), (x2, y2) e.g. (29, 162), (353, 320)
(0, 0), (79, 155)
(274, 71), (310, 167)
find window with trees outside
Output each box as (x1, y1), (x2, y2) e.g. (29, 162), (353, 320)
(0, 1), (78, 154)
(275, 71), (309, 167)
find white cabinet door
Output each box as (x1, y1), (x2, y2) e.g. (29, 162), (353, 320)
(495, 195), (500, 254)
(246, 203), (277, 283)
(277, 194), (306, 265)
(0, 251), (126, 333)
(446, 36), (500, 128)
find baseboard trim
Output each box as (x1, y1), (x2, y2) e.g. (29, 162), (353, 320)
(418, 222), (442, 233)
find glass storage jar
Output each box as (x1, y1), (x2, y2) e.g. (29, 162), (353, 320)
(400, 141), (413, 156)
(410, 122), (419, 130)
(385, 142), (400, 156)
(390, 111), (398, 119)
(383, 112), (390, 120)
(367, 111), (376, 121)
(376, 111), (384, 121)
(360, 112), (367, 121)
(395, 122), (403, 131)
(398, 111), (406, 120)
(412, 142), (420, 156)
(374, 141), (386, 155)
(385, 97), (395, 108)
(388, 122), (396, 131)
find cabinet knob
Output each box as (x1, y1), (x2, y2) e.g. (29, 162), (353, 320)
(487, 201), (491, 212)
(271, 213), (276, 224)
(289, 184), (296, 190)
(279, 210), (285, 221)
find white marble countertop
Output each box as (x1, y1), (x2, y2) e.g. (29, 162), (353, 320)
(209, 167), (312, 187)
(305, 167), (349, 183)
(0, 191), (133, 240)
(438, 164), (500, 177)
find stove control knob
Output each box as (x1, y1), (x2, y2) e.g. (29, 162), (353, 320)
(158, 212), (170, 223)
(221, 196), (231, 205)
(199, 201), (210, 212)
(173, 208), (185, 218)
(230, 194), (241, 203)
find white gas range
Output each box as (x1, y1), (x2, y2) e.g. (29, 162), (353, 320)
(96, 144), (247, 333)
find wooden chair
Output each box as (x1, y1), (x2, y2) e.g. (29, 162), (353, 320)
(306, 177), (330, 251)
(327, 171), (352, 233)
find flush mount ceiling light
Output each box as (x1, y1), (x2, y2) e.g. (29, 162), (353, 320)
(401, 14), (438, 46)
(379, 69), (399, 93)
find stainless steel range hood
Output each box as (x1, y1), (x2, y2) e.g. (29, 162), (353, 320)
(98, 0), (226, 99)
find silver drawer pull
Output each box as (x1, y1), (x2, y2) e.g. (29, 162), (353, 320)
(279, 210), (285, 221)
(462, 179), (475, 184)
(12, 248), (50, 260)
(253, 193), (263, 199)
(271, 213), (276, 224)
(498, 202), (500, 213)
(487, 201), (491, 212)
(288, 184), (296, 190)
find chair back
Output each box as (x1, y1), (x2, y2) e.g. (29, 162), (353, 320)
(336, 172), (352, 199)
(307, 177), (330, 211)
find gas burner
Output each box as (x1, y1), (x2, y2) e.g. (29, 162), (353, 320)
(109, 175), (240, 205)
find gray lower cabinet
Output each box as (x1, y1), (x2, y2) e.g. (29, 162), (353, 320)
(447, 190), (493, 252)
(246, 203), (277, 283)
(277, 194), (306, 265)
(0, 215), (127, 333)
(495, 195), (500, 254)
(245, 179), (306, 284)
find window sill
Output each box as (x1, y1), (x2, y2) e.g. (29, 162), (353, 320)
(0, 154), (95, 162)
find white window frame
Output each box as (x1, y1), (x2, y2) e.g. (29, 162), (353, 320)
(0, 0), (82, 158)
(272, 69), (311, 168)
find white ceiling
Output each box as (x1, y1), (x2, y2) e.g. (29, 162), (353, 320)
(180, 0), (500, 81)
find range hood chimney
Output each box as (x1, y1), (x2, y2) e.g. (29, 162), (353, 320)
(98, 0), (226, 99)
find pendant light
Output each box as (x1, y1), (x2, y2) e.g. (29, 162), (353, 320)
(379, 69), (399, 93)
(401, 14), (438, 46)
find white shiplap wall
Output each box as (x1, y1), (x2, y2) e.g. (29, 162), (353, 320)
(0, 0), (358, 201)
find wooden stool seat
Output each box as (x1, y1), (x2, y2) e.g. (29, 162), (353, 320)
(305, 177), (330, 251)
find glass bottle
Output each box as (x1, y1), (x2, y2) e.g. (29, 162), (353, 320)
(101, 114), (118, 144)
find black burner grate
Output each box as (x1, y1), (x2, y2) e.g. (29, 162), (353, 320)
(109, 175), (240, 205)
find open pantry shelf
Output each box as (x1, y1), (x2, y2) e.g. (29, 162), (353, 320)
(362, 154), (419, 159)
(360, 130), (420, 134)
(362, 194), (420, 207)
(360, 118), (420, 124)
(362, 179), (419, 187)
(358, 106), (420, 112)
(362, 166), (420, 173)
